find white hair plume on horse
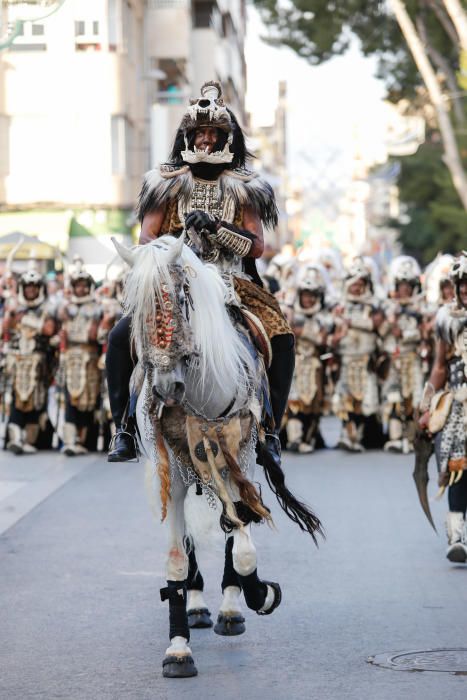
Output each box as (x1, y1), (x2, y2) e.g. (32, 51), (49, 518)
(180, 246), (255, 397)
(116, 235), (255, 399)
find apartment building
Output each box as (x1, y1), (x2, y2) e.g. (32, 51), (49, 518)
(0, 0), (147, 264)
(146, 0), (246, 167)
(0, 0), (248, 270)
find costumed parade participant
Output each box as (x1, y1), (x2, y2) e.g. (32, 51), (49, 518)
(286, 263), (330, 453)
(58, 259), (102, 456)
(2, 269), (57, 454)
(331, 259), (384, 452)
(381, 256), (424, 454)
(418, 254), (467, 563)
(106, 81), (294, 466)
(104, 82), (322, 678)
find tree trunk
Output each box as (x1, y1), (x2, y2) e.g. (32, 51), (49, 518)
(442, 0), (467, 50)
(389, 0), (467, 210)
(416, 12), (465, 124)
(427, 0), (459, 48)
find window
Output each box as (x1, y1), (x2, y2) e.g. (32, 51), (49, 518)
(193, 0), (215, 28)
(111, 115), (126, 175)
(75, 20), (85, 37)
(108, 0), (118, 51)
(74, 19), (101, 51)
(8, 19), (46, 50)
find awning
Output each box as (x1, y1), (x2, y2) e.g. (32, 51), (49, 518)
(0, 232), (59, 260)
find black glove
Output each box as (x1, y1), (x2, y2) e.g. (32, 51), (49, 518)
(184, 210), (218, 236)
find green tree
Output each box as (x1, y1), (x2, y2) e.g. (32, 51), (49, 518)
(253, 0), (467, 252)
(394, 138), (467, 263)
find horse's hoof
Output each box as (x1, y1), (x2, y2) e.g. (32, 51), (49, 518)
(187, 607), (213, 629)
(162, 655), (198, 678)
(257, 581), (282, 616)
(214, 613), (246, 636)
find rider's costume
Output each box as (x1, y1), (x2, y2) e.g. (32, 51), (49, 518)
(106, 81), (294, 462)
(2, 271), (57, 454)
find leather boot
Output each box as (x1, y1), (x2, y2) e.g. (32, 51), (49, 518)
(108, 421), (138, 462)
(105, 317), (137, 462)
(261, 334), (295, 467)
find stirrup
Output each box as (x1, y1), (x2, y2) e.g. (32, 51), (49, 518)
(108, 429), (139, 462)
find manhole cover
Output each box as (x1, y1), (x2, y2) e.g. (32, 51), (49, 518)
(368, 648), (467, 673)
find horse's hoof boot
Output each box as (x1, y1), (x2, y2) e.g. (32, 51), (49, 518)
(214, 613), (246, 636)
(256, 581), (282, 616)
(162, 654), (198, 678)
(187, 608), (213, 629)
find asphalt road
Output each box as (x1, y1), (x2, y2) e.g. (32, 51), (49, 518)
(1, 419), (466, 700)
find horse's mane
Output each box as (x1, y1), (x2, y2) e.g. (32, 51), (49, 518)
(123, 236), (256, 398)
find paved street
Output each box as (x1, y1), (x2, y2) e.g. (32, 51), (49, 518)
(1, 419), (466, 700)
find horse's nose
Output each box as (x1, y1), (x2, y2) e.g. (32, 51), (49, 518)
(171, 381), (185, 403)
(153, 381), (185, 406)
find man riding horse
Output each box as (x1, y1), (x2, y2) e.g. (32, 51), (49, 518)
(106, 81), (295, 466)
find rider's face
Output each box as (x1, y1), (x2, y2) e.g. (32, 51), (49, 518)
(194, 127), (219, 154)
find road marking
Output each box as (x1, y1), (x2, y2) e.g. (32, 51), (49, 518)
(0, 481), (25, 502)
(0, 460), (92, 537)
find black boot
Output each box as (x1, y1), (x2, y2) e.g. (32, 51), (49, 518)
(108, 420), (138, 462)
(262, 333), (295, 467)
(105, 318), (137, 462)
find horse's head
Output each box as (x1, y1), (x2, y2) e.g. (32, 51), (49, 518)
(114, 232), (257, 419)
(113, 234), (195, 407)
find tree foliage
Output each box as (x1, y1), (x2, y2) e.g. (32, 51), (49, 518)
(253, 1), (459, 101)
(253, 0), (467, 258)
(394, 138), (467, 263)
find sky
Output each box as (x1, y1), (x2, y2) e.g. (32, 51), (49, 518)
(245, 7), (389, 192)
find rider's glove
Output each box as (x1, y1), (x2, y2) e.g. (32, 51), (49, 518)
(184, 210), (218, 236)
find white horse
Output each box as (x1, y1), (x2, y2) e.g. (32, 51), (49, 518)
(113, 234), (322, 678)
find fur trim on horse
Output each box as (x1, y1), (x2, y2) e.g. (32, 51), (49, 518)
(137, 166), (278, 229)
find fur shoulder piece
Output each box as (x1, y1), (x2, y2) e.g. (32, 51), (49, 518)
(223, 167), (257, 182)
(435, 303), (467, 344)
(137, 165), (191, 221)
(220, 169), (278, 228)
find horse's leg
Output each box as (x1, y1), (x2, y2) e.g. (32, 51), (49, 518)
(186, 542), (213, 629)
(160, 481), (198, 678)
(232, 524), (282, 616)
(214, 536), (246, 636)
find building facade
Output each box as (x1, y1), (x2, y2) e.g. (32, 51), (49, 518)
(0, 0), (148, 274)
(0, 0), (247, 276)
(146, 0), (246, 167)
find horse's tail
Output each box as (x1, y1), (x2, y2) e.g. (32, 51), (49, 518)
(258, 443), (324, 545)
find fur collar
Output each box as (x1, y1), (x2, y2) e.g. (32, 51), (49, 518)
(137, 165), (278, 228)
